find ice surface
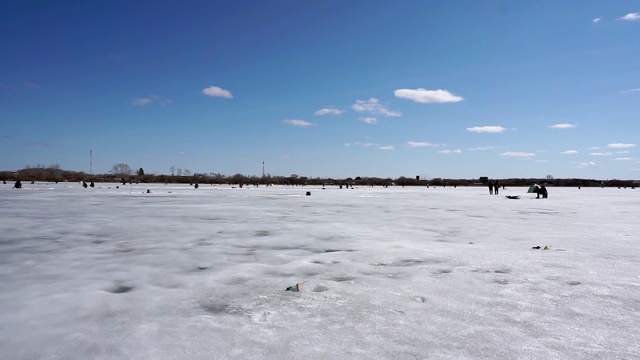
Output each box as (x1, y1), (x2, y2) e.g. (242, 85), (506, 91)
(1, 183), (638, 359)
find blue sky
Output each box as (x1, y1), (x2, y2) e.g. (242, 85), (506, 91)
(1, 1), (639, 179)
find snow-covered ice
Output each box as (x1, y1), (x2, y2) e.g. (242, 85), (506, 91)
(1, 183), (638, 359)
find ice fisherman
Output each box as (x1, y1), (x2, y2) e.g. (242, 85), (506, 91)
(537, 185), (548, 199)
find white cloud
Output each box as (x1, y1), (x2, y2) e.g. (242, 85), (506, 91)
(619, 13), (640, 21)
(500, 152), (535, 157)
(23, 81), (41, 89)
(345, 142), (376, 148)
(588, 146), (600, 150)
(619, 88), (640, 94)
(468, 146), (495, 151)
(548, 123), (577, 129)
(407, 141), (439, 148)
(614, 157), (633, 161)
(592, 18), (601, 23)
(379, 146), (394, 150)
(202, 86), (233, 99)
(578, 162), (597, 167)
(561, 150), (579, 155)
(283, 119), (313, 127)
(616, 151), (630, 154)
(437, 149), (462, 154)
(607, 143), (636, 148)
(352, 98), (401, 117)
(466, 126), (506, 133)
(132, 98), (153, 106)
(314, 108), (344, 116)
(394, 88), (463, 103)
(360, 117), (378, 124)
(591, 152), (613, 156)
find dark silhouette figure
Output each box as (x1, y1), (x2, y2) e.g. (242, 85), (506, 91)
(494, 181), (500, 195)
(90, 182), (95, 188)
(537, 185), (548, 199)
(3, 180), (6, 184)
(14, 180), (22, 189)
(194, 183), (199, 189)
(82, 181), (88, 188)
(488, 181), (493, 195)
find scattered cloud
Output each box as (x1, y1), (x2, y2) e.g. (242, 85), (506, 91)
(202, 86), (233, 99)
(314, 108), (344, 116)
(283, 119), (313, 127)
(591, 152), (613, 156)
(407, 141), (439, 148)
(500, 152), (535, 157)
(132, 98), (153, 106)
(23, 81), (41, 89)
(619, 13), (640, 21)
(614, 157), (634, 161)
(578, 162), (597, 167)
(0, 82), (41, 91)
(588, 146), (600, 150)
(592, 18), (601, 24)
(345, 142), (376, 148)
(437, 149), (462, 154)
(352, 98), (401, 117)
(548, 123), (577, 129)
(132, 96), (173, 106)
(394, 88), (463, 103)
(561, 150), (579, 155)
(619, 88), (640, 94)
(607, 143), (636, 148)
(467, 126), (506, 133)
(108, 53), (126, 62)
(468, 146), (495, 151)
(379, 146), (395, 150)
(360, 117), (378, 124)
(616, 151), (630, 154)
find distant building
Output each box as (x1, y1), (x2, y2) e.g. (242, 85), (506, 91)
(479, 177), (488, 184)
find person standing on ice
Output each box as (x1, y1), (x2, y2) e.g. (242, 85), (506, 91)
(537, 185), (548, 199)
(488, 180), (493, 195)
(493, 181), (500, 195)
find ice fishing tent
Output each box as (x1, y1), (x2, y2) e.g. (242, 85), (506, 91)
(527, 184), (540, 193)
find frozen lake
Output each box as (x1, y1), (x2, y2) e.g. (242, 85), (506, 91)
(1, 183), (638, 359)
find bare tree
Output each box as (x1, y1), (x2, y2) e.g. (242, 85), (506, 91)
(184, 169), (192, 177)
(111, 163), (132, 183)
(177, 168), (183, 176)
(170, 166), (176, 176)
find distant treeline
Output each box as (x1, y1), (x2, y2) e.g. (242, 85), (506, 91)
(1, 167), (638, 188)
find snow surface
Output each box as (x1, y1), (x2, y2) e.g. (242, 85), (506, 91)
(1, 183), (638, 359)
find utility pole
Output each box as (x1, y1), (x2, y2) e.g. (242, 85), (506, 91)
(262, 161), (265, 177)
(90, 149), (93, 176)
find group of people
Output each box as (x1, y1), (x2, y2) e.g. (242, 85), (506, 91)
(487, 180), (501, 195)
(536, 185), (548, 199)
